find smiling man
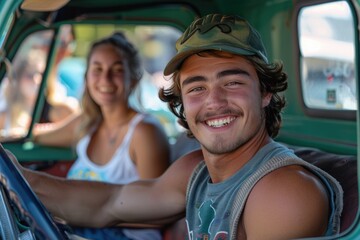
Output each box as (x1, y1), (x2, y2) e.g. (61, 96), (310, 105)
(9, 13), (343, 240)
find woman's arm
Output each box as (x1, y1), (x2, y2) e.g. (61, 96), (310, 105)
(6, 149), (203, 228)
(33, 112), (82, 147)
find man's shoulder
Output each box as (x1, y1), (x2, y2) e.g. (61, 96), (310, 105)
(167, 149), (204, 185)
(173, 149), (204, 171)
(253, 165), (329, 204)
(257, 164), (327, 194)
(156, 149), (203, 198)
(243, 165), (329, 238)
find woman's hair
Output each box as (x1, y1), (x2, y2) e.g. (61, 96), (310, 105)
(78, 32), (143, 139)
(159, 50), (288, 138)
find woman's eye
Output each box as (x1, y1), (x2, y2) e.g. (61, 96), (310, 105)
(113, 68), (123, 74)
(91, 68), (102, 75)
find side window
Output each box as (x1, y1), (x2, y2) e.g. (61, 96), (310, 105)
(298, 1), (356, 111)
(0, 30), (52, 139)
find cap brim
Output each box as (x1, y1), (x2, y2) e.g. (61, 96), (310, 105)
(163, 45), (258, 76)
(164, 49), (201, 76)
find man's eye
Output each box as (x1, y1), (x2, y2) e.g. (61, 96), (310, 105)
(189, 86), (204, 93)
(226, 81), (242, 86)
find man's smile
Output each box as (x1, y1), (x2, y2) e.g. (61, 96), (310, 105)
(205, 116), (236, 128)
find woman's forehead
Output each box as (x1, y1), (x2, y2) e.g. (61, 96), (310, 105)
(90, 44), (125, 64)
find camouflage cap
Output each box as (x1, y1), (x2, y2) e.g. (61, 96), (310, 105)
(164, 14), (268, 76)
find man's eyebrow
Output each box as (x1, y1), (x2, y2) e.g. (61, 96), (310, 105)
(181, 76), (206, 88)
(217, 69), (250, 79)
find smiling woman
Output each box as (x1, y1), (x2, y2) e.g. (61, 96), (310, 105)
(33, 31), (171, 240)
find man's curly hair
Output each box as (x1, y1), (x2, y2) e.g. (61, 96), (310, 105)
(159, 51), (288, 138)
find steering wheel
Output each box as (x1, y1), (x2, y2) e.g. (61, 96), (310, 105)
(0, 144), (69, 239)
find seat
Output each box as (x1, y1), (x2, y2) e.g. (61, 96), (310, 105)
(290, 146), (358, 232)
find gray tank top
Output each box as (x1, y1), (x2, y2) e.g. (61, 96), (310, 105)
(185, 141), (343, 240)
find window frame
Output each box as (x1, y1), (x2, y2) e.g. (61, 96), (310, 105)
(293, 0), (358, 121)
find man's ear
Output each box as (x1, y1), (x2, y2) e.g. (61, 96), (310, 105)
(262, 93), (272, 107)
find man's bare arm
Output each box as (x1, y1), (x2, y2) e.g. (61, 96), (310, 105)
(242, 165), (329, 239)
(7, 149), (203, 228)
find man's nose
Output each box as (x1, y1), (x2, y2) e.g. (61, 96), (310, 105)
(205, 87), (228, 109)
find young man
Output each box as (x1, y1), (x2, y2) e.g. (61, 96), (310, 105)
(8, 13), (342, 239)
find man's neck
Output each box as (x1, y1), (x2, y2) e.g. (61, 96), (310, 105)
(203, 129), (272, 183)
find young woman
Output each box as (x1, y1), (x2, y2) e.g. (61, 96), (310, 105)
(33, 32), (170, 240)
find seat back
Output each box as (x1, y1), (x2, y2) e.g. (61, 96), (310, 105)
(291, 146), (358, 232)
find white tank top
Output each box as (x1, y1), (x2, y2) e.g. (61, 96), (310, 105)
(67, 113), (144, 184)
(67, 113), (162, 240)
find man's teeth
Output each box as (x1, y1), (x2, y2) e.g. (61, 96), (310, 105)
(206, 117), (235, 128)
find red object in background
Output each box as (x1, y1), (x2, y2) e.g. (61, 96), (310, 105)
(327, 74), (334, 82)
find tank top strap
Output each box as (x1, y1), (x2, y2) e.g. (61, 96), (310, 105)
(229, 153), (343, 239)
(121, 113), (146, 147)
(186, 160), (206, 203)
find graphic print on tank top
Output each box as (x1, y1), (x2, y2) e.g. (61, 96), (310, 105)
(186, 199), (229, 240)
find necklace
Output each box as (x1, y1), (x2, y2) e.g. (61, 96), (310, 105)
(103, 111), (135, 146)
(107, 124), (123, 146)
(109, 134), (117, 145)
